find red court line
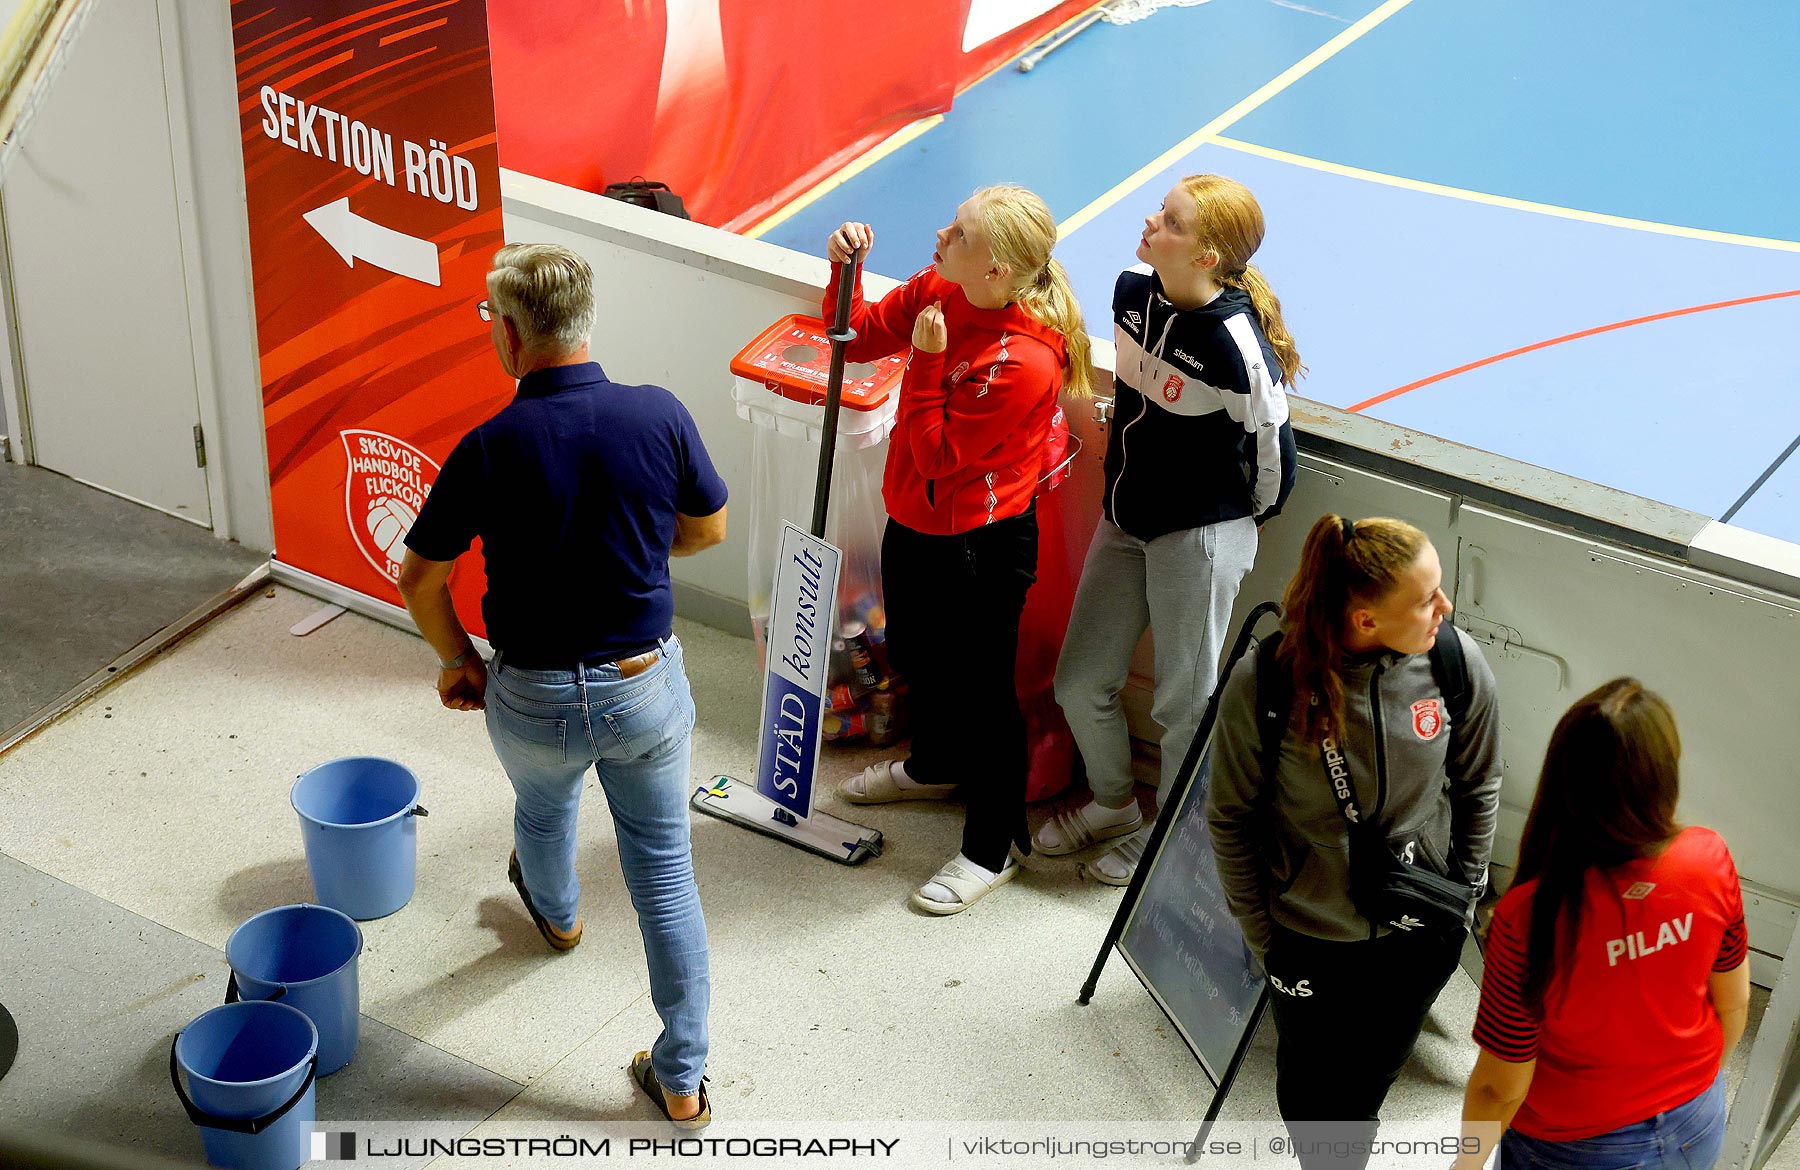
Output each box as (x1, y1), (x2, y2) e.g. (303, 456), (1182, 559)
(1348, 288), (1800, 414)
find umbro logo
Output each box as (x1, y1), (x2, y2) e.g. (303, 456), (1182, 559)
(1622, 882), (1657, 900)
(1124, 310), (1142, 330)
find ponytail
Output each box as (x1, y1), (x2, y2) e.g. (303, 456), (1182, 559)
(972, 183), (1095, 400)
(1016, 257), (1094, 399)
(1277, 514), (1428, 743)
(1179, 174), (1305, 385)
(1224, 263), (1304, 386)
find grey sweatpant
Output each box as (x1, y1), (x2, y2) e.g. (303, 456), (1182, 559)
(1053, 516), (1258, 808)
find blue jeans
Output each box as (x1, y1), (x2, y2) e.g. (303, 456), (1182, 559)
(484, 634), (709, 1095)
(1502, 1075), (1725, 1170)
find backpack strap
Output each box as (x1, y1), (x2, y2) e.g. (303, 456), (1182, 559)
(1427, 621), (1472, 730)
(1254, 630), (1290, 790)
(1259, 624), (1468, 783)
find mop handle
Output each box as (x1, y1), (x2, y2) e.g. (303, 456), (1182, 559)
(811, 252), (862, 539)
(1017, 6), (1108, 72)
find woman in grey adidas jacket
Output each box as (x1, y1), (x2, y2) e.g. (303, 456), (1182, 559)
(1041, 175), (1299, 883)
(1207, 514), (1501, 1170)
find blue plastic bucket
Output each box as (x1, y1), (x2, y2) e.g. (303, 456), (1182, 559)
(171, 1000), (317, 1170)
(226, 904), (362, 1076)
(290, 757), (426, 920)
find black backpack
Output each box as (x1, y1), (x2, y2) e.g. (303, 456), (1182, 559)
(1252, 622), (1470, 793)
(601, 177), (691, 220)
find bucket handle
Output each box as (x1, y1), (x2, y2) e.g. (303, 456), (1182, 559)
(408, 804), (429, 817)
(168, 1039), (317, 1135)
(223, 972), (287, 1006)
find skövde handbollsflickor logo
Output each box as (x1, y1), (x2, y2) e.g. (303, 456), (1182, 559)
(1162, 373), (1184, 402)
(342, 430), (440, 584)
(1411, 698), (1444, 741)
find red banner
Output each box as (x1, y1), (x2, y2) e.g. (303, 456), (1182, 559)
(231, 0), (508, 630)
(489, 0), (1092, 230)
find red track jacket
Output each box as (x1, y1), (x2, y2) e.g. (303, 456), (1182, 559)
(825, 263), (1065, 535)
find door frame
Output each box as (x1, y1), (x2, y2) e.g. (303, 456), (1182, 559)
(0, 195), (30, 467)
(153, 0), (229, 534)
(0, 0), (233, 537)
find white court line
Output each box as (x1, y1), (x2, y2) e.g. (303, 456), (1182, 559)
(1209, 135), (1800, 253)
(1057, 0), (1415, 239)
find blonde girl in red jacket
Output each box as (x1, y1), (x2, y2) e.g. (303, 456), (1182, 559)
(826, 185), (1093, 915)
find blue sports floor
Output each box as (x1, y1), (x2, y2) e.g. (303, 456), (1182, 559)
(755, 0), (1800, 546)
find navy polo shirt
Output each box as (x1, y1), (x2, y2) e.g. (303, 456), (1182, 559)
(405, 361), (728, 663)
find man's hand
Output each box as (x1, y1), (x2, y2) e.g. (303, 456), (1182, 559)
(827, 221), (872, 264)
(912, 301), (946, 354)
(400, 549), (487, 712)
(437, 658), (488, 711)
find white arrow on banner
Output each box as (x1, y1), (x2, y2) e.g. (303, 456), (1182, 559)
(302, 197), (441, 286)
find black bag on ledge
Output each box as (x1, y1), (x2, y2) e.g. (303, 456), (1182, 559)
(602, 177), (691, 220)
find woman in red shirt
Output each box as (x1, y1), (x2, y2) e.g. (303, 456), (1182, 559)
(1459, 679), (1751, 1170)
(824, 186), (1093, 915)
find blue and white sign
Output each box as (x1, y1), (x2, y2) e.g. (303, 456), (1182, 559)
(755, 522), (842, 819)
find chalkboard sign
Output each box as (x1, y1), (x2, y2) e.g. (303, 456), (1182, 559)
(1080, 601), (1280, 1119)
(1117, 747), (1265, 1084)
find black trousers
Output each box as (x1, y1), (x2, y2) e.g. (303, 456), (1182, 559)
(1265, 924), (1467, 1170)
(880, 504), (1038, 872)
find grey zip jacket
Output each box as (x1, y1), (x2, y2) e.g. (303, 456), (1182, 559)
(1206, 626), (1502, 959)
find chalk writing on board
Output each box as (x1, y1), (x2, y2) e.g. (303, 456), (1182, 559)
(1119, 751), (1267, 1085)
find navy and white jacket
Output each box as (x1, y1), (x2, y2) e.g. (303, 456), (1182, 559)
(1103, 267), (1297, 540)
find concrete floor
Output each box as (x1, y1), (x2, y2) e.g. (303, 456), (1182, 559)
(0, 586), (1790, 1169)
(0, 462), (266, 737)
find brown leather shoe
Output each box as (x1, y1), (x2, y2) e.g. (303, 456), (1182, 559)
(507, 850), (581, 951)
(631, 1050), (709, 1130)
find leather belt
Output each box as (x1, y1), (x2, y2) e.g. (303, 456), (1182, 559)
(612, 649), (661, 679)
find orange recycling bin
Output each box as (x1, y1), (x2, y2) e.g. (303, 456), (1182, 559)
(732, 314), (907, 746)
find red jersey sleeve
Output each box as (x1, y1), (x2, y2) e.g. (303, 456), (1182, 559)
(1717, 919), (1748, 972)
(1473, 892), (1542, 1063)
(1714, 840), (1748, 972)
